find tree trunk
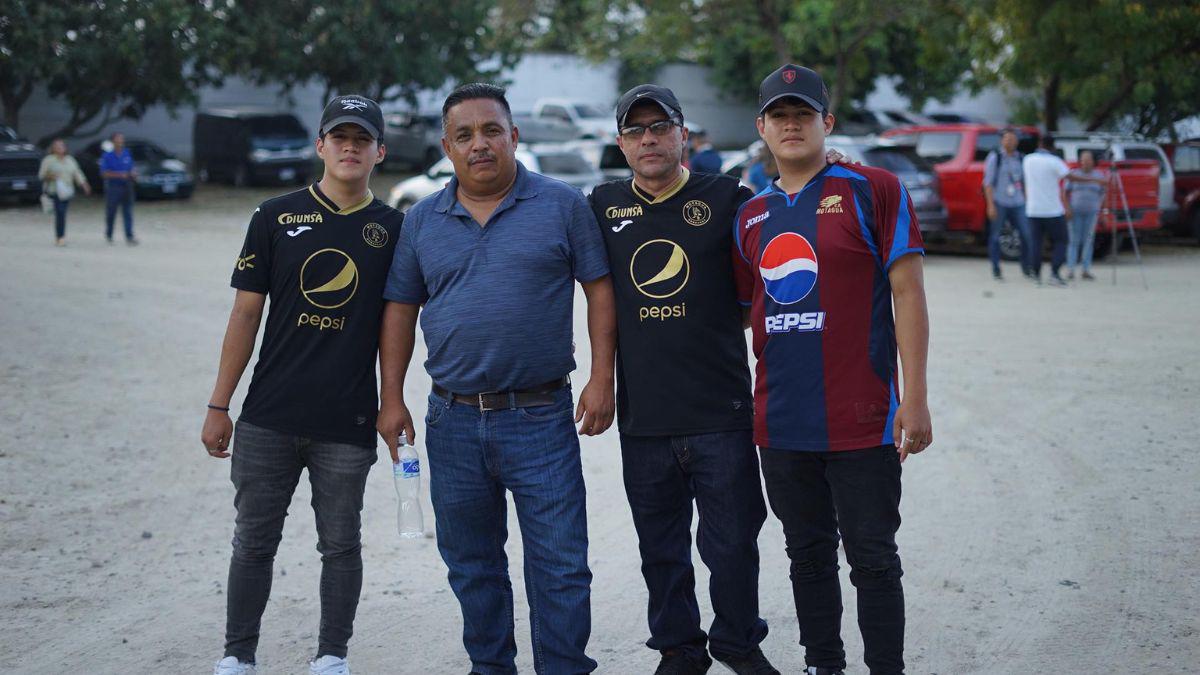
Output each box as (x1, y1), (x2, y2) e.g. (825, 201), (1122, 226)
(1042, 73), (1060, 132)
(1085, 77), (1136, 131)
(831, 53), (847, 115)
(1, 81), (34, 133)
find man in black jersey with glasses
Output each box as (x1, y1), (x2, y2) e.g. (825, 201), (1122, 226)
(587, 85), (777, 675)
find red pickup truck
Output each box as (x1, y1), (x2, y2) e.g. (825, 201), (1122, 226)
(881, 124), (1161, 257)
(1162, 139), (1200, 243)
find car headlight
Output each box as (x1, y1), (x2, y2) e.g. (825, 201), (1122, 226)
(162, 159), (187, 172)
(250, 149), (271, 162)
(300, 146), (315, 159)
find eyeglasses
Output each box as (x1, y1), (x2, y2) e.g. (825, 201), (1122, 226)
(618, 119), (681, 140)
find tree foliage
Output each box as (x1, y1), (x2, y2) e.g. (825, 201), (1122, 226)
(0, 0), (221, 144)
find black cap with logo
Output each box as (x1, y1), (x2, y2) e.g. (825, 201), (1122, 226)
(615, 84), (684, 128)
(758, 64), (829, 115)
(319, 94), (384, 139)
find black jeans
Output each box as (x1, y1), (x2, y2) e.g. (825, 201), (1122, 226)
(224, 421), (377, 663)
(1028, 215), (1068, 279)
(619, 430), (768, 662)
(759, 445), (904, 675)
(52, 196), (70, 238)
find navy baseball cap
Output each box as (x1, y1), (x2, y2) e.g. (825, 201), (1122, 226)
(615, 84), (683, 127)
(758, 64), (829, 115)
(319, 94), (384, 139)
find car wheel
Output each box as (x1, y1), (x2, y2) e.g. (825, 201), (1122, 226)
(233, 164), (249, 187)
(998, 221), (1023, 261)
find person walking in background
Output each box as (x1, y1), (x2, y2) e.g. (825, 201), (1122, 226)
(743, 143), (778, 194)
(100, 132), (137, 245)
(982, 128), (1030, 280)
(37, 138), (91, 246)
(1023, 136), (1072, 287)
(688, 128), (723, 174)
(1064, 150), (1106, 280)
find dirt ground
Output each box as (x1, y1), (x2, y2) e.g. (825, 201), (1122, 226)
(1, 179), (1197, 675)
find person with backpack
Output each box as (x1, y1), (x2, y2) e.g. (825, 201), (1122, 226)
(982, 129), (1032, 280)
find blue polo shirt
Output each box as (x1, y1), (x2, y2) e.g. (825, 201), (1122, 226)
(384, 161), (609, 393)
(100, 148), (134, 186)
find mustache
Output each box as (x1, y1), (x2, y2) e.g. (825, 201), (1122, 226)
(468, 153), (496, 165)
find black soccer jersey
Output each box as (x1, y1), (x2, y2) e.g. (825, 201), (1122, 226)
(230, 183), (403, 447)
(588, 169), (754, 436)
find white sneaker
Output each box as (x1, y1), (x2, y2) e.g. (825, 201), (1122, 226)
(214, 656), (257, 675)
(309, 654), (350, 675)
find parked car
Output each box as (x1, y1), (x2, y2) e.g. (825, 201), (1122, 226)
(387, 145), (603, 212)
(881, 124), (1162, 258)
(721, 137), (949, 232)
(532, 99), (613, 139)
(837, 109), (934, 135)
(1162, 138), (1200, 242)
(193, 109), (314, 186)
(78, 138), (194, 199)
(382, 112), (442, 170)
(1050, 132), (1175, 227)
(926, 112), (985, 124)
(512, 114), (581, 143)
(0, 126), (42, 202)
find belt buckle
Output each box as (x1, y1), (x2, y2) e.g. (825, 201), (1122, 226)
(477, 391), (500, 412)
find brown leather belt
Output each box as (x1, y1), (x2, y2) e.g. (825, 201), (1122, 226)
(432, 376), (569, 412)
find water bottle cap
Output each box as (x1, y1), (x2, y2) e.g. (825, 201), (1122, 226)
(398, 431), (408, 446)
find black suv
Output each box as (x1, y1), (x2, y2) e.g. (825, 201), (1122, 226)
(0, 126), (43, 202)
(193, 109), (314, 186)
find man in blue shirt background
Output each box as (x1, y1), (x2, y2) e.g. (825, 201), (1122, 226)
(377, 83), (617, 675)
(99, 132), (137, 245)
(687, 128), (723, 174)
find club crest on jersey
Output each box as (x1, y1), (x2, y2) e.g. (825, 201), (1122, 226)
(362, 222), (388, 248)
(816, 194), (844, 214)
(683, 200), (710, 226)
(759, 232), (818, 304)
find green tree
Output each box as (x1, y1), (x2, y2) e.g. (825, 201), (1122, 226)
(218, 0), (538, 108)
(964, 0), (1200, 136)
(0, 0), (222, 144)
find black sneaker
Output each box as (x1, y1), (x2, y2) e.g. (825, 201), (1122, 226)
(655, 648), (713, 675)
(715, 647), (779, 674)
(804, 668), (845, 675)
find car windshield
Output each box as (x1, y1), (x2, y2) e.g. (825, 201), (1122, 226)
(536, 152), (593, 175)
(863, 147), (928, 174)
(910, 132), (961, 163)
(974, 131), (1038, 161)
(1124, 147), (1167, 175)
(247, 116), (307, 139)
(129, 143), (168, 162)
(573, 104), (608, 119)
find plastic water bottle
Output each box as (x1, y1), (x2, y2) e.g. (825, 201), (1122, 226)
(393, 432), (424, 539)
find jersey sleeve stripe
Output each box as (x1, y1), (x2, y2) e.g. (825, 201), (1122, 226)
(826, 164), (868, 182)
(851, 191), (880, 261)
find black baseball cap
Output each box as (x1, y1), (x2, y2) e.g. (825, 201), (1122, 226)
(615, 84), (683, 128)
(758, 64), (829, 115)
(319, 94), (384, 139)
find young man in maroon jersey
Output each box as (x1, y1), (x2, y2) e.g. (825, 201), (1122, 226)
(732, 64), (933, 675)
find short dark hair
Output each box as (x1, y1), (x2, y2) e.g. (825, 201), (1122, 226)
(441, 83), (512, 130)
(1039, 134), (1055, 150)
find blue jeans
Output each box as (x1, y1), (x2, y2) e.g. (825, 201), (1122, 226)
(988, 204), (1031, 275)
(1067, 209), (1098, 272)
(224, 421), (377, 663)
(425, 387), (595, 675)
(104, 180), (134, 240)
(619, 430), (768, 662)
(52, 196), (70, 238)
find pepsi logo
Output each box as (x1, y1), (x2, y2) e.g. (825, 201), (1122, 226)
(759, 233), (818, 304)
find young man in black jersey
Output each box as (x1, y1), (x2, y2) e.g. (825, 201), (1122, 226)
(586, 85), (777, 675)
(200, 94), (402, 675)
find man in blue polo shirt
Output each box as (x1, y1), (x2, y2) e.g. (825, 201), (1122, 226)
(100, 132), (137, 245)
(378, 83), (617, 675)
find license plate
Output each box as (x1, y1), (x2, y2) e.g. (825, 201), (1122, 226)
(12, 180), (27, 190)
(279, 168), (296, 181)
(162, 184), (177, 194)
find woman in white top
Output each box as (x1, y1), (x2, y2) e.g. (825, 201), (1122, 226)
(37, 138), (91, 246)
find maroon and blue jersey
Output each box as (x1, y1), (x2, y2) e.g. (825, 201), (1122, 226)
(733, 163), (923, 452)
